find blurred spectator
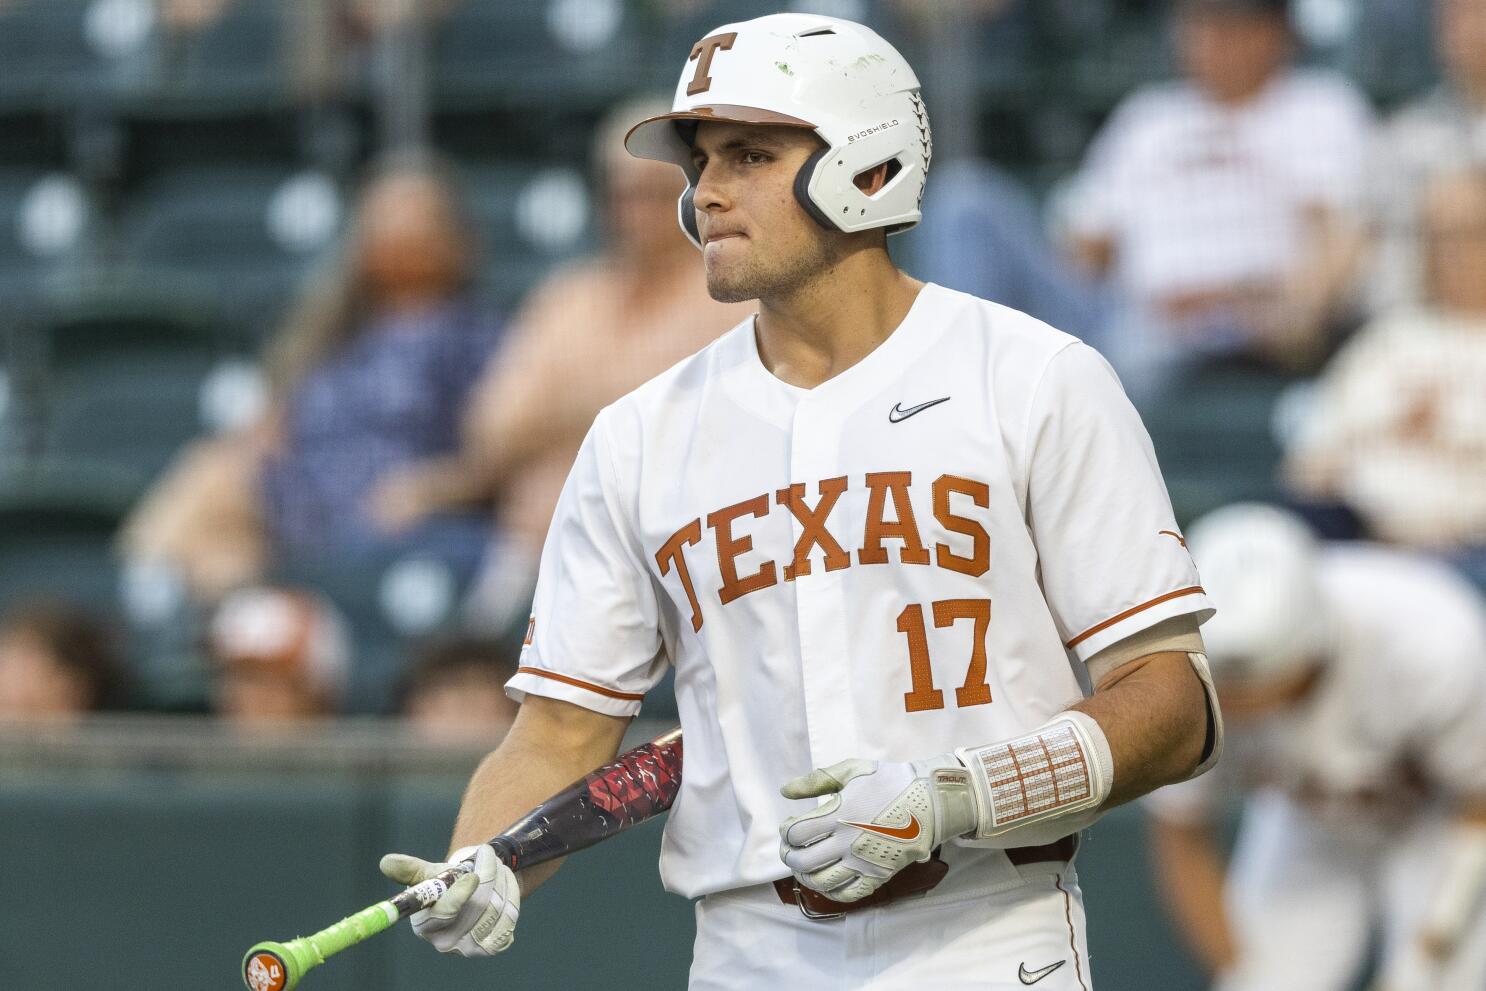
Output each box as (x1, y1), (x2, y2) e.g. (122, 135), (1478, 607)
(158, 0), (232, 32)
(398, 635), (518, 745)
(290, 0), (458, 102)
(910, 159), (1108, 347)
(368, 97), (752, 603)
(1370, 0), (1486, 310)
(1063, 0), (1374, 395)
(209, 586), (350, 726)
(121, 154), (504, 602)
(1284, 169), (1486, 584)
(0, 603), (126, 723)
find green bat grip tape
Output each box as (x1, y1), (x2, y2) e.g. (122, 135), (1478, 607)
(242, 901), (397, 991)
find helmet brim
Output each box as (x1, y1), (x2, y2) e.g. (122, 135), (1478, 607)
(624, 105), (817, 168)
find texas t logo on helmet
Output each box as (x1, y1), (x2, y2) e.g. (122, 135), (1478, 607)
(686, 32), (737, 95)
(625, 13), (932, 248)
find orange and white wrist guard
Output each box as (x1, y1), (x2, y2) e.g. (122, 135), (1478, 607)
(954, 711), (1115, 845)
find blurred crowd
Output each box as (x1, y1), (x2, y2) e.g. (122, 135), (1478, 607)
(0, 0), (1483, 760)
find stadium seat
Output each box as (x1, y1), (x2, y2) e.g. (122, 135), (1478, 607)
(151, 0), (284, 102)
(0, 169), (93, 308)
(25, 284), (248, 484)
(42, 350), (229, 484)
(432, 0), (651, 109)
(1140, 364), (1293, 524)
(0, 0), (107, 108)
(272, 553), (474, 716)
(0, 462), (134, 615)
(463, 163), (593, 310)
(118, 164), (342, 333)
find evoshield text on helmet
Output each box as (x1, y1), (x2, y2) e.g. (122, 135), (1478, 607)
(624, 13), (932, 249)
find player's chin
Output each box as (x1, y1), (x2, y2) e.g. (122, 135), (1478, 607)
(703, 264), (761, 304)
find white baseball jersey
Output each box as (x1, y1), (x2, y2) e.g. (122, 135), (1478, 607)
(1149, 542), (1486, 825)
(507, 283), (1212, 898)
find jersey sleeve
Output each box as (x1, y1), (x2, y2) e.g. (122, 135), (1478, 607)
(505, 409), (667, 717)
(1024, 343), (1214, 663)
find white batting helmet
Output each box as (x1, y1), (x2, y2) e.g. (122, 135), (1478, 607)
(1186, 504), (1332, 685)
(624, 13), (931, 249)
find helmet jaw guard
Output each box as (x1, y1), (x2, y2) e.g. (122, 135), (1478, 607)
(625, 13), (931, 249)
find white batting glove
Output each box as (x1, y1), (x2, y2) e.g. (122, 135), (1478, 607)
(778, 756), (978, 903)
(379, 844), (520, 957)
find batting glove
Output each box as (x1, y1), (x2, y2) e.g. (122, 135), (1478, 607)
(379, 844), (519, 957)
(778, 756), (978, 903)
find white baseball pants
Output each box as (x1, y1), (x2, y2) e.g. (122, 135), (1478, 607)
(688, 859), (1092, 990)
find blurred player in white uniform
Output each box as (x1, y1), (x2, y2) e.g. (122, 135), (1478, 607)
(1149, 504), (1486, 991)
(378, 14), (1224, 989)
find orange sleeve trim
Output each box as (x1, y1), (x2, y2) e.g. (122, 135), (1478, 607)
(1064, 586), (1205, 649)
(515, 666), (646, 702)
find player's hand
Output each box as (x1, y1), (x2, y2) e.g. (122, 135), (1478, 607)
(379, 844), (520, 957)
(777, 755), (978, 902)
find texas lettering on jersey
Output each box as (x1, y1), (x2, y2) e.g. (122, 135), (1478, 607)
(654, 470), (989, 632)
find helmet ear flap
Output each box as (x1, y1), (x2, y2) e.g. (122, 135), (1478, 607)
(677, 186), (702, 248)
(792, 146), (837, 232)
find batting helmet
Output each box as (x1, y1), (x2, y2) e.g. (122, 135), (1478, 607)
(1185, 503), (1333, 685)
(624, 13), (931, 249)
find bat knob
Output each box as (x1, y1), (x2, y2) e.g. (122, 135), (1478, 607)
(242, 941), (309, 991)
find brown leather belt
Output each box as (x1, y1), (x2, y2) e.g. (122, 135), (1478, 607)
(772, 834), (1079, 920)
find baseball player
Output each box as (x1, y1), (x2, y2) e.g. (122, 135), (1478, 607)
(379, 14), (1224, 989)
(1148, 504), (1486, 991)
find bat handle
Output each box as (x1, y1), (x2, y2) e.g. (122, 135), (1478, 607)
(242, 857), (486, 990)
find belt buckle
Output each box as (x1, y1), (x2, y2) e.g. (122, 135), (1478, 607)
(790, 881), (845, 922)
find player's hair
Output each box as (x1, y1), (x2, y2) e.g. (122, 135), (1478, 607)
(395, 633), (521, 713)
(263, 149), (481, 398)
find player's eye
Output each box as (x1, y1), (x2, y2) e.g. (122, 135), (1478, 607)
(740, 150), (770, 166)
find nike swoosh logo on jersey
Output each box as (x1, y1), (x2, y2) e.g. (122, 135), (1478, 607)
(841, 815), (922, 841)
(888, 396), (950, 423)
(1018, 960), (1066, 985)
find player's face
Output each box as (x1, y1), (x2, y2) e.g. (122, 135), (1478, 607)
(688, 122), (837, 304)
(1176, 10), (1291, 103)
(1423, 172), (1486, 314)
(1216, 665), (1321, 723)
(1439, 0), (1486, 101)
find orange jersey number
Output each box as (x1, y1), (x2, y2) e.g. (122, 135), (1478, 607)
(896, 598), (993, 713)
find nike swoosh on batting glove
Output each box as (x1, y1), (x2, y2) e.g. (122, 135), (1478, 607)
(777, 755), (978, 903)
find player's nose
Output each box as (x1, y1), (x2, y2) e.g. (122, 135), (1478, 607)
(692, 167), (732, 219)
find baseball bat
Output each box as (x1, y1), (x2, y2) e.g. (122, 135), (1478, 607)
(241, 727), (683, 991)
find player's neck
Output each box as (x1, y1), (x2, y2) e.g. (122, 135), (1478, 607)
(754, 249), (923, 390)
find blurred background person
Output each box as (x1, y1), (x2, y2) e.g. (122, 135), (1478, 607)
(120, 154), (505, 604)
(1370, 0), (1486, 310)
(397, 634), (518, 745)
(1284, 169), (1486, 585)
(0, 602), (127, 723)
(209, 585), (350, 727)
(1063, 0), (1374, 397)
(366, 96), (752, 622)
(910, 158), (1109, 348)
(1147, 504), (1486, 991)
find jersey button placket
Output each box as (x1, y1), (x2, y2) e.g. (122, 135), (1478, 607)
(789, 394), (860, 769)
